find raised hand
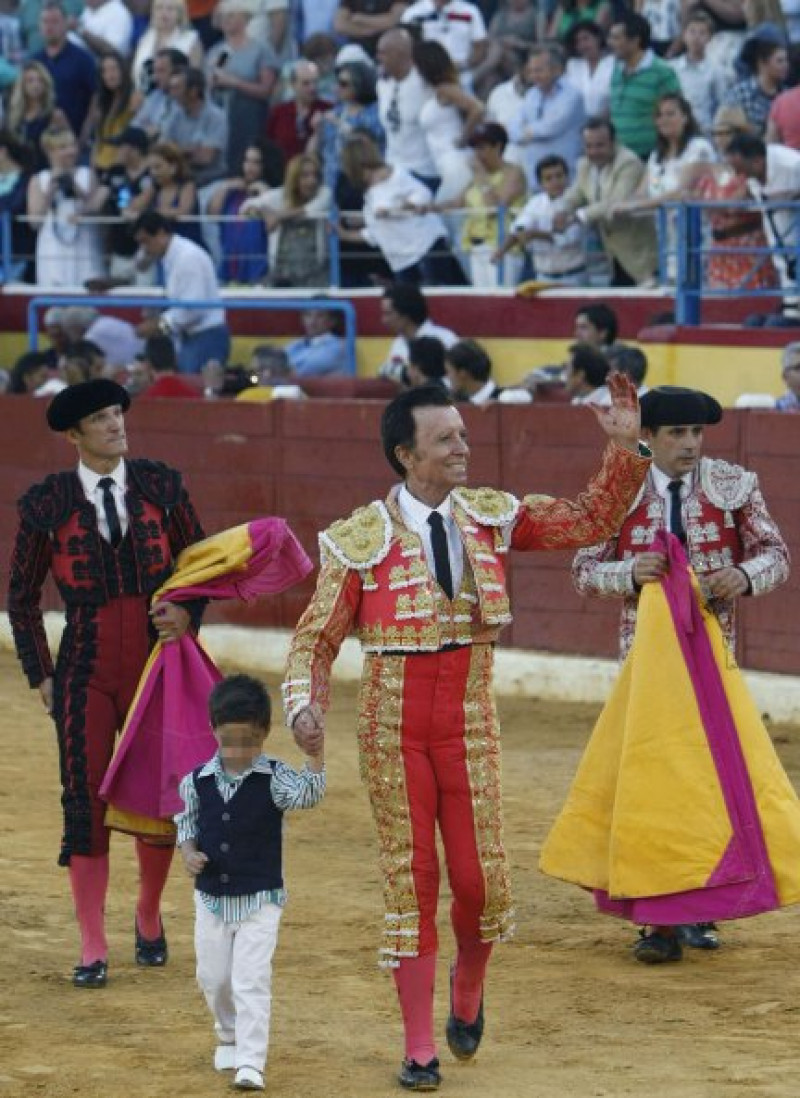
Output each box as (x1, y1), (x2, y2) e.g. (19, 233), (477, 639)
(588, 371), (641, 452)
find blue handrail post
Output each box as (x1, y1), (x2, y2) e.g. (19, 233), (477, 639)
(0, 210), (12, 285)
(657, 206), (668, 287)
(675, 203), (701, 326)
(328, 207), (341, 289)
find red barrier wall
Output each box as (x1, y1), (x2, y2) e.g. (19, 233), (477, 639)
(1, 397), (797, 674)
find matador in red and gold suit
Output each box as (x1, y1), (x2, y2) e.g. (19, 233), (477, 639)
(284, 379), (650, 1092)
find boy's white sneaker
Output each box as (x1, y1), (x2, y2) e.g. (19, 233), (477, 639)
(214, 1045), (236, 1071)
(234, 1066), (264, 1090)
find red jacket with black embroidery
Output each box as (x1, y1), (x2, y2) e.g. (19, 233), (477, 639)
(7, 459), (205, 686)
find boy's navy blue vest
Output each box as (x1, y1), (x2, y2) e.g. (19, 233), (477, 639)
(193, 769), (284, 897)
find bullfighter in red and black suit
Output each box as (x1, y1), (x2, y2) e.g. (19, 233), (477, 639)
(7, 379), (205, 988)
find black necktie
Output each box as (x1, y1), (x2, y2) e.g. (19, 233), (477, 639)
(98, 476), (122, 548)
(667, 480), (686, 543)
(427, 511), (454, 600)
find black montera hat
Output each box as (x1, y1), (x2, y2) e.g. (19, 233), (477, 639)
(640, 386), (723, 430)
(47, 379), (131, 432)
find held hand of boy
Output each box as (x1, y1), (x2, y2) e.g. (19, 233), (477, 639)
(293, 703), (325, 754)
(180, 843), (209, 876)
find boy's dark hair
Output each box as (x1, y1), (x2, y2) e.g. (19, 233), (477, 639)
(569, 342), (610, 388)
(536, 154), (568, 182)
(209, 674), (272, 731)
(445, 338), (492, 383)
(381, 384), (455, 476)
(383, 283), (428, 326)
(575, 302), (619, 345)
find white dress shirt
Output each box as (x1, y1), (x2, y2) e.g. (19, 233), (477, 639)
(162, 233), (226, 337)
(651, 463), (692, 531)
(377, 67), (437, 178)
(361, 167), (446, 272)
(380, 319), (458, 382)
(78, 459), (129, 542)
(79, 0), (133, 55)
(402, 0), (487, 71)
(397, 484), (464, 594)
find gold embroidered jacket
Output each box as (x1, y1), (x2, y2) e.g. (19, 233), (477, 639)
(283, 441), (650, 723)
(572, 456), (790, 658)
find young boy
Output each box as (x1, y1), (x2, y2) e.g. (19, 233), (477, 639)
(669, 11), (730, 134)
(175, 674), (325, 1092)
(492, 155), (586, 284)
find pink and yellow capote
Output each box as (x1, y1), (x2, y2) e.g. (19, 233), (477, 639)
(540, 530), (800, 923)
(100, 518), (313, 841)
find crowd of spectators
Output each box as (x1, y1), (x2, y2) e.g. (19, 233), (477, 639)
(0, 0), (797, 296)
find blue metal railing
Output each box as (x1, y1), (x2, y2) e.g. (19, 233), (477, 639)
(661, 198), (798, 326)
(26, 294), (359, 375)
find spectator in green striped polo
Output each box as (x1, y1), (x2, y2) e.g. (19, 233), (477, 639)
(608, 9), (680, 160)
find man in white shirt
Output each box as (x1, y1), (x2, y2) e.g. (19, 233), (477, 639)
(485, 62), (528, 169)
(444, 338), (533, 404)
(378, 282), (457, 383)
(564, 342), (611, 406)
(133, 211), (230, 374)
(401, 0), (488, 79)
(78, 0), (133, 57)
(725, 133), (800, 293)
(509, 44), (586, 189)
(376, 27), (438, 188)
(669, 11), (731, 134)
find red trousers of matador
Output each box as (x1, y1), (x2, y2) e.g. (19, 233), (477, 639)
(358, 643), (514, 967)
(54, 595), (154, 863)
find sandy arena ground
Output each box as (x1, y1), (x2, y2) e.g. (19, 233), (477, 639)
(2, 647), (800, 1098)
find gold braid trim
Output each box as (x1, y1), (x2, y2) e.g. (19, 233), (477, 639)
(464, 644), (515, 944)
(357, 654), (419, 966)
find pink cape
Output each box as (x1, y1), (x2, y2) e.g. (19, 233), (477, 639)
(99, 518), (313, 833)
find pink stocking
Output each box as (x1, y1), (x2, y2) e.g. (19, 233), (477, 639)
(69, 854), (109, 965)
(452, 938), (492, 1024)
(392, 953), (437, 1065)
(135, 840), (174, 939)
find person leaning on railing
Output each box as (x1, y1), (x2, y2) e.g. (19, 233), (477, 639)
(335, 131), (467, 286)
(430, 121), (527, 288)
(241, 152), (331, 287)
(693, 105), (779, 291)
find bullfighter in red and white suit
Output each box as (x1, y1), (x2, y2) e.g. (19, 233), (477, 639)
(283, 378), (650, 1092)
(572, 385), (789, 962)
(7, 379), (205, 988)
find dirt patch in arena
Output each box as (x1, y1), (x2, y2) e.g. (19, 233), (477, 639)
(2, 647), (800, 1098)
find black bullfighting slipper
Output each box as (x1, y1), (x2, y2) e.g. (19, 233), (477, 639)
(398, 1058), (441, 1092)
(135, 920), (168, 966)
(72, 960), (108, 988)
(446, 967), (485, 1062)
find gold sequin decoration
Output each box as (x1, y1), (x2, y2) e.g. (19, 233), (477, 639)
(357, 654), (420, 961)
(324, 503), (390, 566)
(462, 644), (514, 944)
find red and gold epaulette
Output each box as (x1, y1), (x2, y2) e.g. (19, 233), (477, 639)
(319, 501), (392, 570)
(451, 487), (519, 526)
